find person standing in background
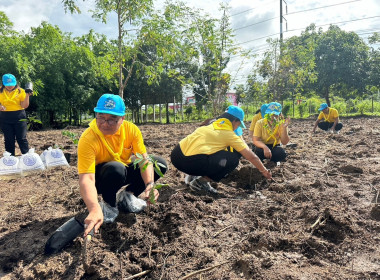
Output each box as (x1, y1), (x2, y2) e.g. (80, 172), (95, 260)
(0, 74), (33, 155)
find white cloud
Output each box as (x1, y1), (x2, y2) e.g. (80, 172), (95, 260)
(2, 0), (380, 86)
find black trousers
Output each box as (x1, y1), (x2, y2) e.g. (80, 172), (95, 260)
(0, 110), (29, 155)
(253, 144), (286, 163)
(170, 144), (242, 182)
(318, 121), (343, 131)
(95, 156), (168, 207)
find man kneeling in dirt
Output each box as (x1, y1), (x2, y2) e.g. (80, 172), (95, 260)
(312, 103), (343, 134)
(170, 105), (272, 194)
(78, 94), (167, 236)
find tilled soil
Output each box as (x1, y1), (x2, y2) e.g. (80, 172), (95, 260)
(0, 117), (380, 280)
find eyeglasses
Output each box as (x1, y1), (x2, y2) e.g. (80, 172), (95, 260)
(96, 117), (120, 126)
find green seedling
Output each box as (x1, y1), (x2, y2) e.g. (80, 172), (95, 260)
(133, 153), (168, 204)
(263, 113), (285, 132)
(20, 116), (43, 130)
(62, 130), (79, 145)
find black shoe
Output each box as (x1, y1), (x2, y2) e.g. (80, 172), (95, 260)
(45, 216), (84, 255)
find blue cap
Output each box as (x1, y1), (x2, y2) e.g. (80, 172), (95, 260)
(226, 105), (246, 129)
(265, 102), (282, 116)
(94, 94), (126, 116)
(260, 104), (268, 117)
(234, 127), (243, 136)
(318, 103), (328, 111)
(2, 74), (17, 87)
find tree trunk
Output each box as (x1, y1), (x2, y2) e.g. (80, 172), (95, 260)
(159, 104), (162, 124)
(324, 88), (331, 107)
(166, 103), (170, 124)
(153, 105), (156, 122)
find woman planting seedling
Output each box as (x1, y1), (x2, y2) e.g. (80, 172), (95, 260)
(170, 105), (271, 194)
(312, 103), (343, 134)
(252, 102), (290, 163)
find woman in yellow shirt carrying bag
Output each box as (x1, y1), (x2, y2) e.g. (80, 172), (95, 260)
(0, 74), (33, 155)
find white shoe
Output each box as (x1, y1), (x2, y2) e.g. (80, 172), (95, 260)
(185, 174), (200, 184)
(186, 176), (218, 194)
(333, 130), (339, 134)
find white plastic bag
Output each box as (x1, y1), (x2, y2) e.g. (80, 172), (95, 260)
(0, 152), (21, 179)
(18, 148), (45, 176)
(40, 147), (69, 169)
(99, 201), (119, 223)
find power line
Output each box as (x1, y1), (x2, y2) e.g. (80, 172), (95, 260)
(230, 0), (365, 34)
(230, 0), (277, 17)
(287, 0), (363, 16)
(285, 15), (380, 35)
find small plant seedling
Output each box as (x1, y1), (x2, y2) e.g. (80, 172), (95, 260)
(20, 116), (43, 130)
(133, 153), (168, 204)
(263, 113), (285, 132)
(62, 130), (79, 145)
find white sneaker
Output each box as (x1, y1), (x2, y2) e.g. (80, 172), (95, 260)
(333, 130), (339, 134)
(187, 176), (218, 194)
(185, 174), (200, 184)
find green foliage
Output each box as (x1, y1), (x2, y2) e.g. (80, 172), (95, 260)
(282, 103), (291, 117)
(185, 106), (193, 120)
(356, 100), (372, 115)
(20, 116), (43, 131)
(133, 153), (168, 204)
(297, 102), (308, 118)
(62, 130), (79, 145)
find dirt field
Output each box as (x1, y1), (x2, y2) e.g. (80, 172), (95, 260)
(0, 117), (380, 280)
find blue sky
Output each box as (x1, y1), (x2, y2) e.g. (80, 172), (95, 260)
(2, 0), (380, 85)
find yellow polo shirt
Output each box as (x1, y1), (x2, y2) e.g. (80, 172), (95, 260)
(254, 119), (288, 145)
(318, 108), (339, 122)
(77, 120), (146, 174)
(179, 119), (248, 156)
(249, 112), (263, 131)
(0, 88), (26, 111)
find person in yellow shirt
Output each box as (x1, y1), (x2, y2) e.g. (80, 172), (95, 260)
(0, 74), (33, 155)
(253, 102), (290, 163)
(170, 105), (272, 194)
(78, 94), (167, 236)
(312, 103), (343, 134)
(248, 103), (268, 142)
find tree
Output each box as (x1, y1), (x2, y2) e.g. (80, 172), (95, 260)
(313, 25), (369, 105)
(62, 0), (154, 98)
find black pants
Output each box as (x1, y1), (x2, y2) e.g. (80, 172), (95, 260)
(95, 156), (168, 207)
(318, 121), (343, 131)
(253, 144), (286, 163)
(170, 144), (241, 182)
(0, 110), (29, 155)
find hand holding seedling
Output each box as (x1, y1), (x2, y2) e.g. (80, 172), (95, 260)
(143, 182), (159, 204)
(280, 117), (291, 129)
(133, 153), (168, 205)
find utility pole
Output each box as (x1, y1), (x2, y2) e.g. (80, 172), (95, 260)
(280, 0), (288, 44)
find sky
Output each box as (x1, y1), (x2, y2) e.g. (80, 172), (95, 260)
(1, 0), (380, 87)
